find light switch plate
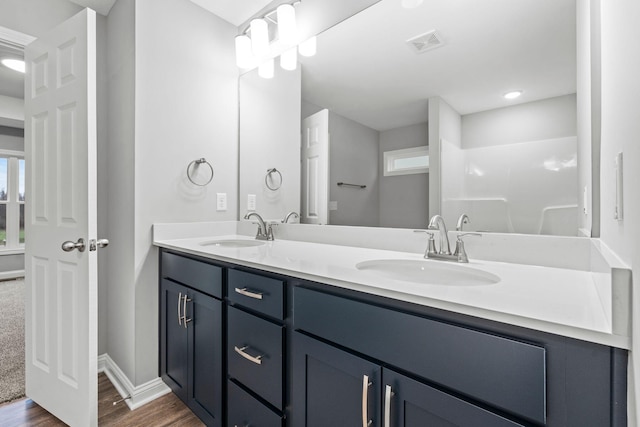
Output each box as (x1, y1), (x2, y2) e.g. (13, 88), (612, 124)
(614, 152), (623, 221)
(216, 193), (227, 211)
(247, 194), (257, 211)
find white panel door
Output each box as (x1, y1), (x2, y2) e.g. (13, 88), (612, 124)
(24, 9), (99, 427)
(301, 109), (329, 224)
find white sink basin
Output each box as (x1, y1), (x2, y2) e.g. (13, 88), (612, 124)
(355, 259), (500, 286)
(199, 239), (266, 248)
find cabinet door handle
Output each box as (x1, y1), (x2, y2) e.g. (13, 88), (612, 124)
(234, 345), (263, 365)
(384, 384), (393, 427)
(234, 287), (264, 300)
(362, 375), (372, 427)
(182, 294), (192, 328)
(177, 292), (183, 326)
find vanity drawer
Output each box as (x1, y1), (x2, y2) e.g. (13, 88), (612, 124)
(228, 306), (284, 410)
(294, 287), (546, 425)
(161, 251), (222, 298)
(228, 380), (283, 427)
(227, 269), (284, 319)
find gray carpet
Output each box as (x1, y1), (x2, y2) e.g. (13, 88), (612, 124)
(0, 279), (25, 404)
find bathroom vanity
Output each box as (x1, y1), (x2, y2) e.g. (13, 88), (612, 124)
(155, 229), (629, 427)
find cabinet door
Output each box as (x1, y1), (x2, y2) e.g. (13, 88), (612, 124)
(187, 287), (223, 427)
(292, 332), (381, 427)
(160, 279), (189, 402)
(382, 369), (525, 427)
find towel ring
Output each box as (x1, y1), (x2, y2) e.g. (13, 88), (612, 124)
(265, 168), (283, 191)
(187, 158), (214, 186)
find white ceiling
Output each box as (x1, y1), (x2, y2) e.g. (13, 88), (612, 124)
(68, 0), (270, 25)
(299, 0), (577, 131)
(0, 43), (25, 99)
(188, 0), (274, 26)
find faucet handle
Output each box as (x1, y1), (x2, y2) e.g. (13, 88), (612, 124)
(456, 232), (482, 241)
(453, 233), (481, 263)
(414, 230), (437, 258)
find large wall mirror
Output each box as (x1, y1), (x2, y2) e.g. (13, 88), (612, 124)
(239, 0), (596, 236)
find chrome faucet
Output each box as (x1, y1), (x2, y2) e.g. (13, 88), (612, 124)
(282, 211), (299, 223)
(244, 212), (274, 241)
(427, 215), (451, 255)
(456, 213), (470, 231)
(418, 216), (481, 263)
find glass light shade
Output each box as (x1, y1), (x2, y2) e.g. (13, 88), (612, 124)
(258, 58), (275, 79)
(280, 47), (297, 71)
(277, 4), (297, 46)
(1, 58), (25, 73)
(298, 36), (317, 57)
(235, 35), (254, 69)
(250, 18), (270, 57)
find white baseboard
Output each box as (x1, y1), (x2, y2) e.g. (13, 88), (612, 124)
(0, 270), (25, 281)
(98, 353), (171, 411)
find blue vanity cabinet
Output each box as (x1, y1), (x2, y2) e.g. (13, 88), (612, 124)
(160, 251), (224, 427)
(292, 284), (628, 427)
(293, 332), (382, 427)
(382, 369), (525, 427)
(226, 268), (288, 427)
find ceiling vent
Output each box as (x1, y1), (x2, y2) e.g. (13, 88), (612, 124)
(406, 30), (444, 54)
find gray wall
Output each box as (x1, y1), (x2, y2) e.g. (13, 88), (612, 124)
(328, 112), (379, 227)
(379, 122), (429, 229)
(461, 94), (577, 149)
(105, 0), (135, 375)
(0, 126), (25, 151)
(240, 66), (301, 220)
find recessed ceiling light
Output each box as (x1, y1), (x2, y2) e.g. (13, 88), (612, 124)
(504, 90), (523, 100)
(1, 58), (26, 73)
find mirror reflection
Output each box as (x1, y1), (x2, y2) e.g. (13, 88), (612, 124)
(240, 0), (585, 236)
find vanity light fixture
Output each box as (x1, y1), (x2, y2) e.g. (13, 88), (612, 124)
(234, 35), (254, 69)
(258, 58), (275, 79)
(298, 36), (317, 57)
(503, 90), (523, 100)
(277, 4), (297, 46)
(250, 18), (270, 57)
(234, 1), (315, 77)
(280, 47), (297, 71)
(1, 58), (25, 73)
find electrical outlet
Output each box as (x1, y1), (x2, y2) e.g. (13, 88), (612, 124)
(329, 201), (338, 211)
(247, 194), (257, 211)
(216, 193), (227, 211)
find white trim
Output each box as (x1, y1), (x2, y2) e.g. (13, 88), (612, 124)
(0, 269), (24, 280)
(0, 248), (24, 255)
(0, 26), (36, 48)
(98, 354), (171, 411)
(383, 146), (429, 176)
(0, 149), (24, 157)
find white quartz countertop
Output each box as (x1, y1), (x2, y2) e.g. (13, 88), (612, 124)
(154, 234), (630, 349)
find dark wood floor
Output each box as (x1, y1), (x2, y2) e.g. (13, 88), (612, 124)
(0, 373), (204, 426)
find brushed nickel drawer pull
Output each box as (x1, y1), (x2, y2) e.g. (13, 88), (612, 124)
(384, 384), (393, 427)
(182, 294), (192, 328)
(362, 375), (373, 427)
(177, 292), (183, 326)
(234, 345), (263, 365)
(234, 287), (264, 300)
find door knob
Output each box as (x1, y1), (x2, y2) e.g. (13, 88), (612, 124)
(89, 238), (109, 252)
(61, 238), (86, 252)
